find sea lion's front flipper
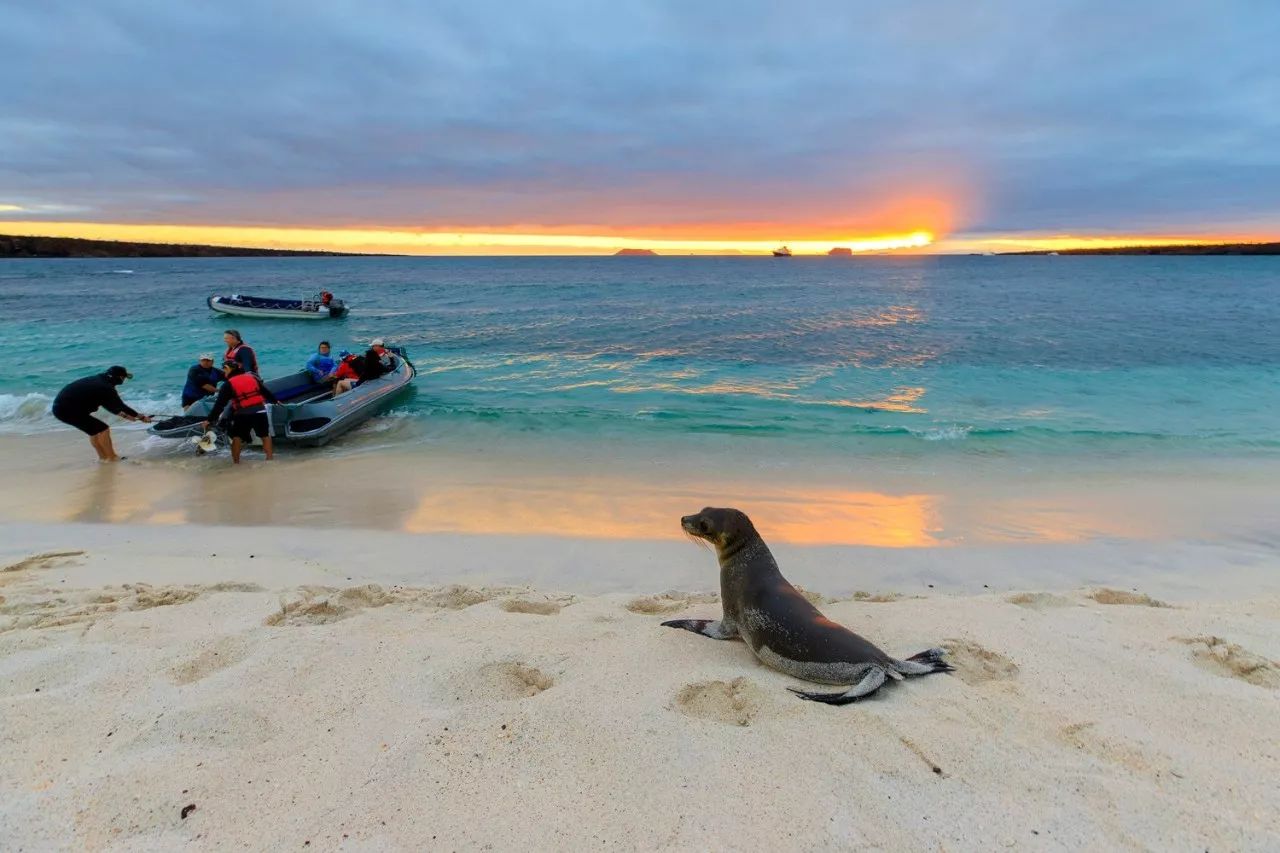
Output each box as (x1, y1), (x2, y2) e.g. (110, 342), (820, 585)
(661, 619), (739, 640)
(787, 666), (887, 705)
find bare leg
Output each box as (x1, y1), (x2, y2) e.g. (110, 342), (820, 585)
(88, 432), (110, 461)
(231, 437), (243, 464)
(92, 429), (120, 462)
(262, 435), (274, 460)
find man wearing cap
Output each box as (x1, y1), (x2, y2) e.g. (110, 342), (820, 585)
(358, 338), (396, 382)
(182, 353), (224, 408)
(52, 366), (153, 462)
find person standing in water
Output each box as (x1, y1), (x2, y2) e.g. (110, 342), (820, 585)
(52, 365), (153, 462)
(201, 361), (278, 464)
(223, 329), (259, 375)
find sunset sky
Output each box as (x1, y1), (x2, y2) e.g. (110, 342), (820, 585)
(2, 1), (1277, 254)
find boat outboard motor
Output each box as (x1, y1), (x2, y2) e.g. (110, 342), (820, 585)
(327, 298), (347, 318)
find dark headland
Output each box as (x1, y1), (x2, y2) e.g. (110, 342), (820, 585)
(613, 248), (658, 256)
(0, 234), (371, 258)
(1004, 241), (1280, 256)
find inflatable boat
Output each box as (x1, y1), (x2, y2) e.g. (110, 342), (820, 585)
(207, 291), (348, 319)
(151, 347), (414, 448)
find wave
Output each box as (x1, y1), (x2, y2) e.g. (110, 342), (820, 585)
(0, 391), (184, 434)
(412, 400), (1278, 447)
(0, 392), (53, 425)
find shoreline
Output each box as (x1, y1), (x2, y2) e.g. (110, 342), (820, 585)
(2, 523), (1278, 848)
(3, 432), (1280, 553)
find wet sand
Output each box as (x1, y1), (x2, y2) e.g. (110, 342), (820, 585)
(2, 431), (1279, 552)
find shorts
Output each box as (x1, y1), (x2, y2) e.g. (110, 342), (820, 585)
(228, 412), (270, 442)
(53, 408), (109, 436)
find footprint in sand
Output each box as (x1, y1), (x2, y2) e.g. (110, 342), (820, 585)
(1057, 721), (1166, 776)
(264, 583), (506, 626)
(129, 703), (277, 750)
(449, 662), (555, 703)
(1088, 588), (1170, 608)
(0, 550), (86, 587)
(500, 596), (570, 616)
(169, 637), (253, 685)
(673, 678), (768, 727)
(625, 591), (718, 615)
(1006, 592), (1074, 609)
(846, 591), (912, 603)
(942, 639), (1020, 685)
(2, 582), (224, 632)
(1173, 636), (1280, 689)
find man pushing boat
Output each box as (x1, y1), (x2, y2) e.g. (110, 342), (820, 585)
(52, 365), (153, 462)
(201, 361), (278, 464)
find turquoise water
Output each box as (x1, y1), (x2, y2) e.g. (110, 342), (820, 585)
(1, 255), (1278, 458)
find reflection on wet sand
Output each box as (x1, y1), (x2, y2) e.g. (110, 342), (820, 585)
(401, 484), (943, 547)
(2, 434), (1271, 549)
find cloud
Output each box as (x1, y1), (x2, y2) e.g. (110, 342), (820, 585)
(2, 0), (1277, 238)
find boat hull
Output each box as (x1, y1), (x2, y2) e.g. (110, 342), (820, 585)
(208, 294), (347, 319)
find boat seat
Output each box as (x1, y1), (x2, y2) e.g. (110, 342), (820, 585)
(275, 381), (333, 404)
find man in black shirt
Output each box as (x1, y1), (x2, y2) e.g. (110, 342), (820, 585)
(52, 365), (153, 462)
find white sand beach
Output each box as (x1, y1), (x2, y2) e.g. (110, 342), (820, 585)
(2, 522), (1278, 850)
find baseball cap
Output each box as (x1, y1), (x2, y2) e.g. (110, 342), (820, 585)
(370, 338), (385, 347)
(199, 353), (215, 361)
(106, 365), (132, 380)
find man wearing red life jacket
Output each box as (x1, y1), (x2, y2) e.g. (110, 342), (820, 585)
(201, 361), (279, 463)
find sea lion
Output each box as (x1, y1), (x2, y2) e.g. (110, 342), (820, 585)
(663, 507), (952, 704)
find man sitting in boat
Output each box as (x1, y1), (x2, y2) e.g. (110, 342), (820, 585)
(223, 329), (259, 375)
(305, 341), (338, 388)
(200, 361), (279, 464)
(182, 353), (223, 409)
(361, 338), (397, 380)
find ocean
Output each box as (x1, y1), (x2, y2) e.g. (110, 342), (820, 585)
(2, 254), (1278, 452)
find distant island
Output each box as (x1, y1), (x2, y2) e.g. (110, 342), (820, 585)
(613, 248), (657, 256)
(0, 234), (366, 258)
(1006, 242), (1280, 256)
(827, 247), (853, 256)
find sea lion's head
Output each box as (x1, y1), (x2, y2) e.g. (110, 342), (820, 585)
(681, 507), (758, 550)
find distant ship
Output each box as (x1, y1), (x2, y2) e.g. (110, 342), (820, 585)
(772, 246), (793, 257)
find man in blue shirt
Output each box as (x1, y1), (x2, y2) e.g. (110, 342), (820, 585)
(305, 340), (338, 387)
(182, 353), (223, 408)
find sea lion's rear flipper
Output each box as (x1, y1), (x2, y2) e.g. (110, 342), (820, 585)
(788, 666), (887, 705)
(661, 619), (739, 640)
(896, 647), (954, 676)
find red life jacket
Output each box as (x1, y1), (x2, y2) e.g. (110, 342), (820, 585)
(228, 372), (266, 411)
(225, 343), (258, 373)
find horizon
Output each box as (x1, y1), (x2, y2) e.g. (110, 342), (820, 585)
(2, 2), (1277, 255)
